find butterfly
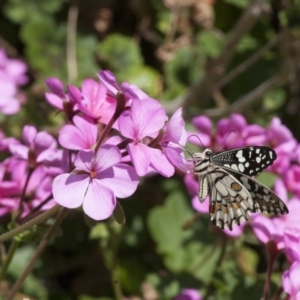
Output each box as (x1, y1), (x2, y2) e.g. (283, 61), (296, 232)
(186, 146), (288, 230)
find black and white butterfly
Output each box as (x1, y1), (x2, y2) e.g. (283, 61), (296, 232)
(186, 146), (288, 230)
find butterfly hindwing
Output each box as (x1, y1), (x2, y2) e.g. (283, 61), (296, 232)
(212, 146), (276, 177)
(226, 169), (288, 215)
(207, 167), (254, 230)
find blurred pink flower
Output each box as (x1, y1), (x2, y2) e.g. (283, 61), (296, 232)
(52, 145), (139, 220)
(173, 289), (201, 300)
(0, 49), (28, 85)
(282, 261), (300, 300)
(9, 125), (58, 166)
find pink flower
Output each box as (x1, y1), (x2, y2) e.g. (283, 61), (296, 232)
(267, 117), (297, 175)
(285, 165), (300, 196)
(188, 115), (212, 147)
(173, 289), (201, 300)
(98, 70), (150, 104)
(45, 78), (80, 118)
(0, 79), (21, 114)
(216, 114), (267, 148)
(118, 98), (174, 177)
(72, 79), (116, 124)
(59, 115), (98, 150)
(9, 125), (58, 166)
(283, 228), (300, 262)
(52, 145), (139, 220)
(282, 261), (300, 300)
(0, 49), (28, 85)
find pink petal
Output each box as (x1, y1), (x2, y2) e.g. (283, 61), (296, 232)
(192, 195), (209, 213)
(83, 180), (116, 220)
(9, 144), (29, 159)
(59, 125), (88, 150)
(45, 92), (63, 110)
(163, 108), (185, 143)
(45, 78), (65, 97)
(22, 125), (37, 147)
(0, 98), (20, 115)
(99, 164), (139, 198)
(131, 99), (166, 137)
(52, 173), (88, 208)
(118, 110), (135, 139)
(34, 131), (57, 153)
(74, 150), (95, 172)
(128, 143), (150, 176)
(67, 84), (82, 103)
(94, 144), (122, 171)
(192, 115), (212, 133)
(251, 215), (276, 244)
(97, 70), (119, 96)
(146, 146), (174, 177)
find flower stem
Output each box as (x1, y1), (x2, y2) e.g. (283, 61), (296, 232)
(111, 263), (123, 300)
(263, 241), (278, 300)
(17, 167), (34, 216)
(5, 207), (67, 300)
(0, 204), (61, 243)
(0, 239), (19, 284)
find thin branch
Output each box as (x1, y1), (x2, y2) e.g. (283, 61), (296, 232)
(201, 74), (284, 118)
(67, 0), (79, 82)
(5, 207), (67, 300)
(0, 205), (61, 243)
(183, 0), (267, 108)
(216, 37), (278, 89)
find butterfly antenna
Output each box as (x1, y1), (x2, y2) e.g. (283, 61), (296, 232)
(187, 134), (205, 148)
(178, 143), (194, 158)
(216, 130), (236, 152)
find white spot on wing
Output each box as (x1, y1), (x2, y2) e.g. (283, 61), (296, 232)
(231, 164), (239, 171)
(238, 163), (245, 172)
(245, 162), (250, 168)
(256, 157), (261, 163)
(269, 151), (273, 159)
(256, 149), (260, 154)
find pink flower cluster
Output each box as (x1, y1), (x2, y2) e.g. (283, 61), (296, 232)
(0, 69), (187, 224)
(185, 114), (300, 298)
(0, 49), (28, 115)
(46, 70), (187, 220)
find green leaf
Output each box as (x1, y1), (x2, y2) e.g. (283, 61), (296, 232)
(4, 0), (67, 23)
(118, 65), (161, 98)
(113, 202), (126, 225)
(165, 47), (203, 88)
(223, 0), (248, 9)
(256, 172), (278, 189)
(197, 31), (223, 58)
(236, 36), (258, 53)
(8, 246), (48, 299)
(263, 89), (286, 111)
(148, 191), (193, 254)
(98, 34), (143, 70)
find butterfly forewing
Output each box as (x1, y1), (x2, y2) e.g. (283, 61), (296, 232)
(212, 146), (277, 176)
(190, 146), (288, 230)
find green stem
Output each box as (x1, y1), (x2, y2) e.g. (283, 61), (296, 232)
(0, 204), (61, 243)
(106, 220), (123, 300)
(111, 264), (123, 300)
(0, 240), (19, 284)
(6, 207), (67, 300)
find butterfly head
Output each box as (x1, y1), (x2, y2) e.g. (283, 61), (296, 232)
(192, 148), (213, 161)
